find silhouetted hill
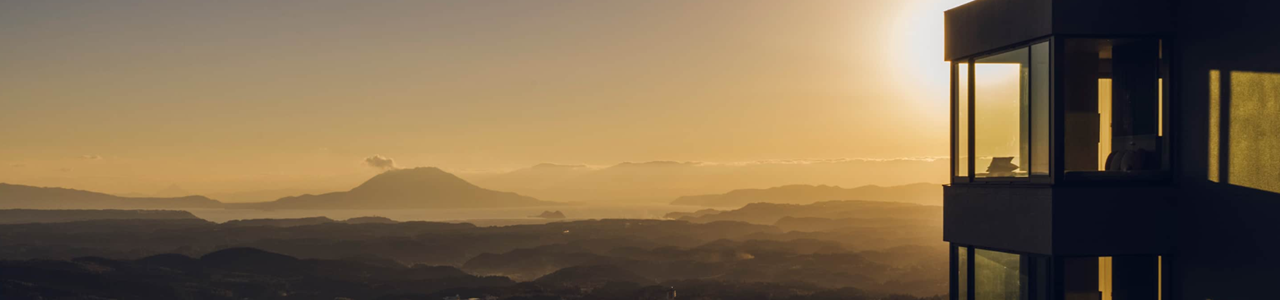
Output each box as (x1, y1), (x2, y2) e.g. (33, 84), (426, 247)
(201, 247), (308, 275)
(533, 210), (567, 219)
(0, 248), (516, 299)
(344, 216), (399, 224)
(0, 209), (201, 224)
(0, 183), (223, 209)
(671, 183), (941, 207)
(535, 265), (654, 287)
(136, 253), (203, 270)
(222, 216), (336, 227)
(0, 248), (944, 300)
(0, 218), (947, 297)
(247, 167), (559, 209)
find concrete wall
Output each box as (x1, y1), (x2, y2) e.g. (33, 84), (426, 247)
(944, 185), (1054, 254)
(945, 184), (1174, 257)
(945, 0), (1051, 61)
(1051, 186), (1174, 256)
(1171, 0), (1280, 299)
(946, 0), (1174, 61)
(1052, 0), (1174, 36)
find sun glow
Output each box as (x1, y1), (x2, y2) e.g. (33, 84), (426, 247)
(887, 0), (977, 111)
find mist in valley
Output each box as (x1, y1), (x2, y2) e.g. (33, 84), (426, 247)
(0, 166), (947, 299)
(0, 0), (966, 299)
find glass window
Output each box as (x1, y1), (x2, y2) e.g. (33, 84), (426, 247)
(975, 48), (1030, 178)
(957, 62), (971, 178)
(955, 248), (1049, 300)
(1063, 256), (1163, 300)
(954, 41), (1050, 181)
(958, 246), (969, 300)
(1063, 39), (1167, 178)
(1031, 42), (1050, 176)
(975, 249), (1023, 300)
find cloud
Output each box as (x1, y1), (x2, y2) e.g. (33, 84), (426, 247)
(11, 164), (24, 168)
(58, 168), (73, 172)
(81, 155), (102, 160)
(363, 155), (398, 170)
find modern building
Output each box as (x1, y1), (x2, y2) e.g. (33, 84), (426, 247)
(943, 0), (1280, 299)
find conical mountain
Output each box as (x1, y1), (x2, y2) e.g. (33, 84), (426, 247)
(253, 167), (558, 209)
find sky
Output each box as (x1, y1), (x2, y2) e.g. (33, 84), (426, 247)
(0, 0), (971, 195)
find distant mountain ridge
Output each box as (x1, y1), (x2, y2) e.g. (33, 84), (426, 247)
(0, 209), (203, 224)
(245, 167), (559, 209)
(670, 183), (940, 207)
(462, 159), (948, 203)
(666, 200), (942, 225)
(0, 183), (223, 209)
(3, 167), (557, 210)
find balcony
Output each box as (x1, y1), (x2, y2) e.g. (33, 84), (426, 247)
(944, 184), (1174, 256)
(944, 0), (1176, 256)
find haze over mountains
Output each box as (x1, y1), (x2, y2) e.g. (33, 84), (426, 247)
(0, 183), (223, 210)
(672, 183), (941, 207)
(462, 158), (948, 203)
(1, 160), (948, 213)
(0, 198), (948, 298)
(0, 168), (555, 210)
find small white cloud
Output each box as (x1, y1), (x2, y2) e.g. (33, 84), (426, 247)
(81, 155), (102, 160)
(363, 155), (398, 170)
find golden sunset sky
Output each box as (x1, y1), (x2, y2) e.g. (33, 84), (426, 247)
(1, 0), (971, 195)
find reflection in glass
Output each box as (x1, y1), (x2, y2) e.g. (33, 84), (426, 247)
(958, 246), (968, 300)
(1208, 70), (1220, 182)
(1063, 39), (1166, 177)
(957, 63), (970, 178)
(1063, 256), (1162, 300)
(1100, 256), (1113, 300)
(1031, 42), (1050, 176)
(975, 249), (1022, 300)
(975, 48), (1029, 178)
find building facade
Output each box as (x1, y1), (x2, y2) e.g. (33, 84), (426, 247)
(943, 0), (1280, 299)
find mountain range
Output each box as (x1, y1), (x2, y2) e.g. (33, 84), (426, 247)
(1, 162), (944, 209)
(0, 183), (223, 209)
(670, 183), (941, 207)
(0, 168), (555, 210)
(665, 200), (942, 226)
(461, 159), (948, 203)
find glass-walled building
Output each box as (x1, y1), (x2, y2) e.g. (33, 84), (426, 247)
(943, 0), (1280, 299)
(953, 38), (1170, 183)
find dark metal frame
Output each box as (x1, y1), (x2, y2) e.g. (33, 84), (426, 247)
(951, 35), (1177, 186)
(952, 37), (1055, 185)
(1052, 35), (1176, 186)
(950, 244), (1054, 300)
(950, 244), (1174, 300)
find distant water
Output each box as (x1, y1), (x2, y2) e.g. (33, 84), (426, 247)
(185, 204), (704, 224)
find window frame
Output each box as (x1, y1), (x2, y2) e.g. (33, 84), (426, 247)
(950, 243), (1171, 300)
(952, 37), (1055, 185)
(950, 244), (1051, 300)
(951, 35), (1178, 186)
(1051, 35), (1176, 185)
